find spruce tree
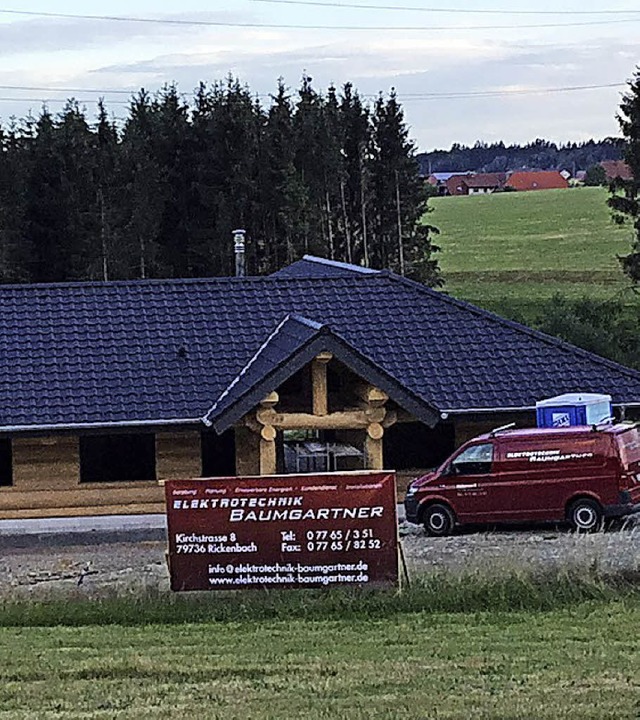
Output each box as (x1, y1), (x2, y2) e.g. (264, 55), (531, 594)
(320, 85), (345, 261)
(257, 79), (304, 272)
(370, 90), (441, 285)
(95, 100), (120, 280)
(151, 85), (193, 277)
(292, 75), (327, 257)
(609, 66), (640, 283)
(339, 83), (371, 266)
(119, 90), (164, 278)
(191, 78), (261, 276)
(0, 118), (30, 281)
(55, 99), (102, 280)
(24, 108), (71, 282)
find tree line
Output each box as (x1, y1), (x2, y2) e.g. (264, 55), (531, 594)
(418, 138), (624, 176)
(0, 77), (441, 286)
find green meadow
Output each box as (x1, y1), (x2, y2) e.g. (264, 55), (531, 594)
(1, 572), (639, 719)
(1, 603), (639, 720)
(430, 187), (636, 321)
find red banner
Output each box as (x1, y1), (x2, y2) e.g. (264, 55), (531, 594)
(165, 472), (398, 591)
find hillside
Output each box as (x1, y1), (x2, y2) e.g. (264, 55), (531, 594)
(430, 186), (635, 321)
(417, 138), (623, 175)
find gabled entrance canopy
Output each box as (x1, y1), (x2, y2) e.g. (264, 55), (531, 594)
(202, 313), (441, 435)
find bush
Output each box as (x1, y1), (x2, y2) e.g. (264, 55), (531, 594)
(584, 164), (607, 186)
(534, 293), (640, 369)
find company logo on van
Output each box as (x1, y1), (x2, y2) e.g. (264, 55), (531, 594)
(506, 449), (594, 463)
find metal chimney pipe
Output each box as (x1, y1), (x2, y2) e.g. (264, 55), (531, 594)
(233, 228), (246, 277)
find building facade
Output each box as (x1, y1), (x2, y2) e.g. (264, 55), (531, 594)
(1, 256), (639, 518)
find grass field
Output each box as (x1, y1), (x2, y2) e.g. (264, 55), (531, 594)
(1, 572), (639, 719)
(0, 599), (638, 719)
(429, 187), (637, 320)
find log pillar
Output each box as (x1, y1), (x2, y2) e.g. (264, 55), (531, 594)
(311, 352), (333, 416)
(257, 391), (279, 476)
(365, 421), (384, 470)
(243, 381), (392, 475)
(259, 425), (277, 476)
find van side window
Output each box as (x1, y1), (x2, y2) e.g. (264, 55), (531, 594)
(451, 443), (494, 476)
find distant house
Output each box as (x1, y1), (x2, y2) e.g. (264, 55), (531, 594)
(444, 173), (505, 196)
(444, 173), (475, 196)
(427, 172), (456, 184)
(506, 171), (569, 192)
(600, 160), (633, 182)
(427, 172), (468, 195)
(455, 173), (506, 196)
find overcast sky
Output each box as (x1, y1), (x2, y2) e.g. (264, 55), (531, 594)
(0, 1), (638, 151)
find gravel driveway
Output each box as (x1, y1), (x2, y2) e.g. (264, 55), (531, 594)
(1, 519), (639, 600)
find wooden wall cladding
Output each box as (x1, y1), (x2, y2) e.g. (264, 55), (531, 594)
(156, 431), (202, 481)
(12, 436), (80, 491)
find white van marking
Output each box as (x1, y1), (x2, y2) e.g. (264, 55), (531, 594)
(505, 449), (594, 463)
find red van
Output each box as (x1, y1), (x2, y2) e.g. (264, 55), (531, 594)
(404, 423), (640, 535)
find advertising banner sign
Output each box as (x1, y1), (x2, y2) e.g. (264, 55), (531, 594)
(165, 471), (398, 591)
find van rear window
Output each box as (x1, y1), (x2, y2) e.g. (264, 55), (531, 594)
(617, 429), (640, 467)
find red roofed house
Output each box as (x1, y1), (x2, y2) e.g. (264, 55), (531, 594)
(459, 173), (506, 195)
(444, 173), (473, 196)
(506, 171), (569, 192)
(600, 160), (633, 182)
(444, 173), (505, 196)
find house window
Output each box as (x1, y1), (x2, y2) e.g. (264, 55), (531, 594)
(201, 429), (236, 477)
(80, 434), (156, 483)
(0, 439), (11, 487)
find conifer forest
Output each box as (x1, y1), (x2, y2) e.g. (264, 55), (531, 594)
(0, 77), (441, 286)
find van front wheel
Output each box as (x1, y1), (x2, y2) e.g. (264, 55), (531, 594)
(423, 504), (455, 537)
(568, 499), (603, 533)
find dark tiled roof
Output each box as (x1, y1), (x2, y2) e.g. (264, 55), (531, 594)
(1, 265), (640, 431)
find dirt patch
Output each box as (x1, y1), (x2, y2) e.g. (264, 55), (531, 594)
(1, 522), (639, 600)
(0, 541), (170, 600)
(400, 521), (640, 577)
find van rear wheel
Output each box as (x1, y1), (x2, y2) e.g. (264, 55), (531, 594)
(423, 504), (455, 537)
(568, 499), (603, 533)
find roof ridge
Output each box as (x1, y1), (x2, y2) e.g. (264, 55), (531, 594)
(299, 255), (380, 275)
(201, 313), (324, 425)
(383, 272), (640, 383)
(288, 313), (326, 330)
(201, 314), (293, 424)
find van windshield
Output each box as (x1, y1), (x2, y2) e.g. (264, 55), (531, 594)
(617, 428), (640, 467)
